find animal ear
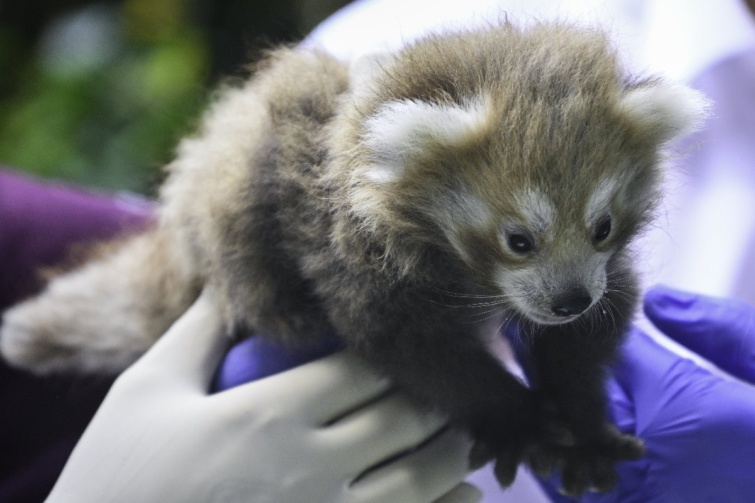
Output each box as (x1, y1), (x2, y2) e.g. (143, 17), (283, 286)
(361, 97), (492, 183)
(619, 80), (712, 142)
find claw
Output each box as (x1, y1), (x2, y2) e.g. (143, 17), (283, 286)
(615, 434), (646, 460)
(493, 450), (520, 487)
(597, 425), (646, 460)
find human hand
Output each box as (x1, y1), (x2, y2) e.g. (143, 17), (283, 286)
(539, 285), (755, 503)
(46, 290), (479, 503)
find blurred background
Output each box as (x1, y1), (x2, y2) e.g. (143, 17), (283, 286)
(0, 0), (352, 194)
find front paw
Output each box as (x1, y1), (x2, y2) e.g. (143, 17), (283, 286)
(528, 424), (645, 495)
(469, 439), (525, 488)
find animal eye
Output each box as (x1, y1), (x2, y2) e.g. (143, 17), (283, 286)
(508, 233), (535, 254)
(594, 216), (612, 242)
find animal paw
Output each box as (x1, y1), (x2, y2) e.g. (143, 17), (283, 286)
(527, 423), (645, 495)
(468, 438), (529, 488)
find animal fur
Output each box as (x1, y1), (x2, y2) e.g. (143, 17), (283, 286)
(0, 22), (709, 494)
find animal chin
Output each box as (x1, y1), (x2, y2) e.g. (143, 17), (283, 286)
(521, 309), (583, 326)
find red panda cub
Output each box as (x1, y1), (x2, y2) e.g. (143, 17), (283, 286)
(1, 22), (708, 494)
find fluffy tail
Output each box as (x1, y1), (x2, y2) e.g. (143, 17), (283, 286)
(0, 226), (200, 375)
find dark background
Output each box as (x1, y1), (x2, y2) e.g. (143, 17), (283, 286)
(0, 0), (352, 193)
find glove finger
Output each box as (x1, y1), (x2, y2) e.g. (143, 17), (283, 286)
(351, 429), (472, 503)
(644, 285), (755, 383)
(611, 328), (683, 407)
(135, 288), (227, 389)
(323, 391), (447, 470)
(223, 351), (392, 422)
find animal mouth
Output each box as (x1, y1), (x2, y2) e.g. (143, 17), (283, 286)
(506, 289), (599, 327)
(525, 311), (582, 326)
(522, 300), (596, 326)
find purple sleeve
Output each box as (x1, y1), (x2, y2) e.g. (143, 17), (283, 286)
(0, 169), (153, 310)
(0, 169), (153, 503)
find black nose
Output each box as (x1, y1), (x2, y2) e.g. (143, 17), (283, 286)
(551, 289), (592, 317)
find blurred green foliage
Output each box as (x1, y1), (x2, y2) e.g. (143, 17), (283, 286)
(0, 0), (209, 194)
(0, 0), (349, 195)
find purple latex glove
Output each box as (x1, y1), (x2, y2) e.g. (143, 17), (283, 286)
(212, 335), (340, 391)
(539, 285), (755, 503)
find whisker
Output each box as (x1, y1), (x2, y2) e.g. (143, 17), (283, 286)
(457, 307), (505, 321)
(432, 290), (507, 300)
(463, 310), (507, 325)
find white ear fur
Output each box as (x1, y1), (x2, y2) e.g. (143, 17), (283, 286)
(619, 81), (712, 142)
(361, 97), (491, 183)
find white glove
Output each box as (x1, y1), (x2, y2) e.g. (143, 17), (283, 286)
(45, 290), (480, 503)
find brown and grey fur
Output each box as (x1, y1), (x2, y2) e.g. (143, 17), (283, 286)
(0, 22), (708, 494)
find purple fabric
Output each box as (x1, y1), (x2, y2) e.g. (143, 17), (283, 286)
(0, 169), (152, 503)
(535, 285), (755, 503)
(0, 170), (153, 309)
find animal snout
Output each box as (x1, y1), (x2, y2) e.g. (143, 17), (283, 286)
(551, 288), (592, 317)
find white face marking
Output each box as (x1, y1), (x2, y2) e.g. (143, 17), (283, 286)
(585, 176), (618, 226)
(439, 190), (493, 263)
(364, 163), (404, 183)
(453, 191), (494, 230)
(361, 96), (491, 184)
(494, 266), (548, 321)
(514, 188), (556, 233)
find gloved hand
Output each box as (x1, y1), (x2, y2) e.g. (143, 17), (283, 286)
(538, 285), (755, 503)
(46, 290), (480, 503)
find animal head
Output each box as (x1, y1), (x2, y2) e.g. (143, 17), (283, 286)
(339, 23), (709, 325)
